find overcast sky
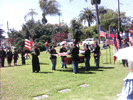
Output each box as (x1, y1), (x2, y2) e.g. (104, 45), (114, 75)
(0, 0), (133, 38)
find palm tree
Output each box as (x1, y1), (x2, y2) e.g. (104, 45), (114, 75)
(79, 7), (95, 27)
(98, 6), (108, 16)
(91, 0), (101, 43)
(24, 9), (38, 21)
(39, 0), (61, 25)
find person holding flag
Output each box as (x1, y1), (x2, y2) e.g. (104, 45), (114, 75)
(31, 44), (40, 73)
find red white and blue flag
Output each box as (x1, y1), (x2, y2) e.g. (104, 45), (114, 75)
(25, 29), (33, 51)
(99, 26), (106, 38)
(114, 34), (118, 63)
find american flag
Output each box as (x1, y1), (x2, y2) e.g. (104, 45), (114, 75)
(109, 27), (117, 38)
(99, 26), (106, 38)
(25, 29), (33, 51)
(51, 52), (68, 56)
(114, 33), (118, 63)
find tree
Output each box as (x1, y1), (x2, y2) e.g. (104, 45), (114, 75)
(91, 0), (101, 43)
(24, 9), (38, 21)
(70, 19), (83, 41)
(52, 32), (67, 43)
(39, 0), (61, 24)
(79, 7), (95, 27)
(100, 10), (131, 31)
(98, 6), (108, 16)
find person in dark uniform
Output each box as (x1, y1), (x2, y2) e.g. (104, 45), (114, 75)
(122, 39), (129, 67)
(69, 43), (79, 74)
(49, 45), (57, 70)
(21, 50), (25, 65)
(7, 47), (13, 66)
(82, 45), (90, 71)
(31, 45), (40, 73)
(1, 47), (7, 67)
(13, 48), (19, 66)
(93, 42), (100, 69)
(60, 44), (67, 68)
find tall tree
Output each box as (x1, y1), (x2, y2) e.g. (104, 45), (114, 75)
(79, 7), (95, 27)
(39, 0), (61, 25)
(91, 0), (101, 43)
(98, 6), (108, 16)
(24, 9), (38, 21)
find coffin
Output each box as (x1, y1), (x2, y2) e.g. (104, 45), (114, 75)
(64, 56), (85, 65)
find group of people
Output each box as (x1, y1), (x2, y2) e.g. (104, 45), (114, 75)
(0, 47), (29, 67)
(49, 41), (100, 74)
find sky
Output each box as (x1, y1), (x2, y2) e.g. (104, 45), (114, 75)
(0, 0), (133, 38)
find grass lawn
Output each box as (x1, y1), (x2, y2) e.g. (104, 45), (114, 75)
(1, 45), (129, 100)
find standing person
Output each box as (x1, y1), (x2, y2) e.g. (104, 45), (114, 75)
(93, 42), (100, 69)
(60, 44), (67, 68)
(31, 45), (40, 73)
(81, 45), (90, 71)
(13, 48), (19, 66)
(7, 47), (13, 66)
(45, 41), (49, 53)
(1, 47), (7, 67)
(117, 61), (133, 100)
(49, 45), (57, 70)
(21, 50), (25, 65)
(122, 39), (129, 67)
(69, 43), (79, 74)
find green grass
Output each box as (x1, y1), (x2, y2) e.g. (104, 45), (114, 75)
(1, 45), (129, 100)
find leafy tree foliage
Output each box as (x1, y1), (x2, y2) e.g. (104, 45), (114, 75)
(79, 7), (95, 27)
(100, 10), (131, 31)
(53, 32), (67, 43)
(39, 0), (61, 24)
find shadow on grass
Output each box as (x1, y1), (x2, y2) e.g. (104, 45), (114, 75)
(37, 72), (53, 74)
(56, 66), (114, 74)
(39, 63), (49, 65)
(56, 67), (97, 74)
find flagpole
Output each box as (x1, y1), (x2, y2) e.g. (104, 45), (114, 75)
(109, 26), (111, 64)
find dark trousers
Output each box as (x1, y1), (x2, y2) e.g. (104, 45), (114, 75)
(85, 57), (90, 71)
(1, 57), (5, 67)
(22, 57), (25, 65)
(14, 58), (18, 63)
(122, 60), (128, 67)
(51, 59), (56, 70)
(94, 56), (100, 68)
(72, 61), (79, 74)
(7, 57), (12, 64)
(61, 56), (67, 68)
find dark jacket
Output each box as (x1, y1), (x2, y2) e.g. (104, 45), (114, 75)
(13, 51), (19, 58)
(93, 45), (100, 57)
(70, 46), (79, 61)
(7, 50), (13, 58)
(1, 50), (7, 58)
(50, 49), (57, 59)
(83, 49), (90, 58)
(31, 48), (40, 59)
(60, 47), (67, 57)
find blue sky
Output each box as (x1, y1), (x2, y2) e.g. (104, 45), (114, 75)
(0, 0), (133, 38)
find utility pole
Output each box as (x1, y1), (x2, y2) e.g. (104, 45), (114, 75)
(118, 0), (121, 33)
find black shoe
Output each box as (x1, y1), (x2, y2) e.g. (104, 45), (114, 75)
(65, 67), (67, 68)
